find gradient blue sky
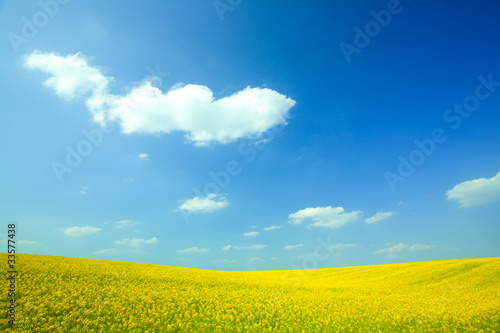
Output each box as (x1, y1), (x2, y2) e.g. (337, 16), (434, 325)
(1, 0), (499, 270)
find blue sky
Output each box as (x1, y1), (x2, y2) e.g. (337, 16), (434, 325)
(1, 0), (499, 270)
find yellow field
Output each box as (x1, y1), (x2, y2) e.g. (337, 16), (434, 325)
(1, 254), (499, 332)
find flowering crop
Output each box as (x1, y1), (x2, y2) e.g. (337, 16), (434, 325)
(1, 254), (499, 332)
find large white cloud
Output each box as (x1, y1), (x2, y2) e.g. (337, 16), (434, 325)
(62, 226), (101, 237)
(178, 193), (228, 213)
(288, 206), (361, 229)
(24, 51), (296, 146)
(365, 211), (395, 224)
(446, 171), (500, 208)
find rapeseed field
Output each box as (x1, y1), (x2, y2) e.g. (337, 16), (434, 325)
(1, 254), (499, 332)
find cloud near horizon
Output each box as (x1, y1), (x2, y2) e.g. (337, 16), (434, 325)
(114, 237), (159, 248)
(288, 206), (361, 229)
(62, 226), (101, 237)
(446, 171), (500, 208)
(24, 51), (296, 146)
(177, 247), (209, 254)
(222, 244), (267, 251)
(374, 243), (435, 258)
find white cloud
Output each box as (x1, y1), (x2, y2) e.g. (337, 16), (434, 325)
(248, 257), (264, 262)
(222, 244), (267, 251)
(95, 248), (120, 255)
(365, 211), (395, 224)
(329, 243), (357, 251)
(214, 259), (236, 263)
(374, 243), (435, 258)
(80, 186), (89, 195)
(446, 171), (500, 208)
(23, 51), (111, 100)
(374, 243), (408, 255)
(270, 257), (280, 260)
(175, 258), (194, 262)
(177, 247), (209, 254)
(288, 206), (361, 229)
(263, 225), (282, 231)
(138, 153), (149, 161)
(243, 231), (259, 237)
(62, 226), (101, 237)
(25, 51), (296, 146)
(114, 219), (139, 228)
(284, 244), (304, 250)
(178, 193), (228, 213)
(114, 237), (158, 248)
(409, 243), (436, 251)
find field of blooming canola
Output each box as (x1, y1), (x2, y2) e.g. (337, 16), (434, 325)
(1, 254), (499, 332)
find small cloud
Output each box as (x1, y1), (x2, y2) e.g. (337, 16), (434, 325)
(446, 171), (500, 208)
(270, 257), (279, 260)
(114, 220), (139, 228)
(177, 247), (209, 254)
(409, 243), (436, 251)
(222, 244), (267, 251)
(214, 259), (236, 263)
(62, 226), (101, 237)
(398, 201), (404, 205)
(374, 243), (435, 258)
(297, 252), (315, 260)
(263, 225), (282, 231)
(284, 244), (304, 250)
(95, 248), (120, 255)
(329, 243), (357, 251)
(175, 258), (194, 262)
(80, 186), (89, 195)
(365, 211), (395, 224)
(374, 243), (408, 255)
(178, 193), (228, 213)
(138, 153), (149, 161)
(243, 231), (259, 237)
(248, 257), (264, 262)
(114, 237), (158, 248)
(288, 206), (361, 229)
